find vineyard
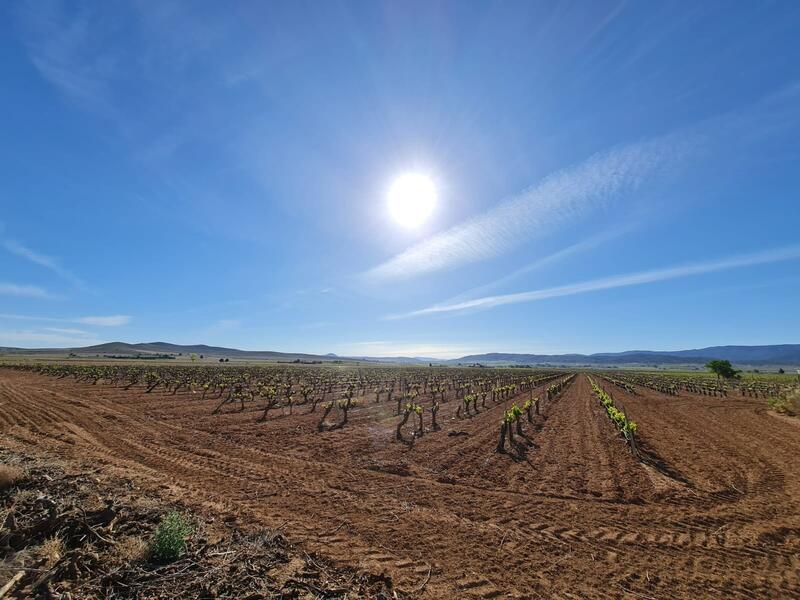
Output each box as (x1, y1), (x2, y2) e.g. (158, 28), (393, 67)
(0, 362), (798, 598)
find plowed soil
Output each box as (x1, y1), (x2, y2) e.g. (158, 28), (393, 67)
(1, 369), (798, 598)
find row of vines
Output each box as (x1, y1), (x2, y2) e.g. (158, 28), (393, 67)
(2, 363), (574, 451)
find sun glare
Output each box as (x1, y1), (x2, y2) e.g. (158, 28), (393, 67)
(387, 173), (437, 228)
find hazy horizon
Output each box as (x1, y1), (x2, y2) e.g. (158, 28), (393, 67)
(4, 339), (800, 365)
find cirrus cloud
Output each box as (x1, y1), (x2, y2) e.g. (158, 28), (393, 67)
(0, 283), (53, 299)
(3, 239), (88, 291)
(74, 315), (132, 326)
(0, 329), (107, 348)
(363, 135), (694, 282)
(0, 314), (132, 327)
(393, 244), (800, 319)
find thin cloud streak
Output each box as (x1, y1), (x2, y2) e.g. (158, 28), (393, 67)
(393, 244), (800, 319)
(74, 315), (131, 326)
(43, 327), (91, 336)
(16, 2), (113, 111)
(3, 240), (87, 291)
(443, 224), (635, 305)
(364, 136), (692, 281)
(337, 341), (487, 360)
(0, 330), (108, 348)
(0, 283), (53, 299)
(0, 314), (131, 327)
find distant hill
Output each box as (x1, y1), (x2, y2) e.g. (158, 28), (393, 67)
(1, 341), (798, 367)
(0, 341), (341, 363)
(451, 345), (800, 366)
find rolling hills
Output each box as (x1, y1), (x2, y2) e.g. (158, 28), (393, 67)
(1, 341), (799, 367)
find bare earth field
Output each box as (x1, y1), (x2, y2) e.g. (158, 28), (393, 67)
(1, 369), (799, 598)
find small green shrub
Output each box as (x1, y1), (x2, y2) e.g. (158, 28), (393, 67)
(150, 511), (193, 562)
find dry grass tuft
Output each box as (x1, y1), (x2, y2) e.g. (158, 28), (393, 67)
(116, 536), (148, 563)
(0, 465), (25, 491)
(769, 388), (800, 416)
(36, 536), (66, 567)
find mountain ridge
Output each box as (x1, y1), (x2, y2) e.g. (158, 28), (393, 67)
(1, 341), (799, 366)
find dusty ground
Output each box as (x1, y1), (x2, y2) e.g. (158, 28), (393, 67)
(0, 448), (395, 599)
(0, 369), (798, 598)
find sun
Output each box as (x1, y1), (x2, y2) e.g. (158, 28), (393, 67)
(387, 173), (437, 228)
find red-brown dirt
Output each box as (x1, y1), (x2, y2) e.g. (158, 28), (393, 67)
(1, 369), (798, 598)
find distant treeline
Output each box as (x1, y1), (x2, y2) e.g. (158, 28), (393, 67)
(101, 354), (176, 360)
(278, 359), (326, 364)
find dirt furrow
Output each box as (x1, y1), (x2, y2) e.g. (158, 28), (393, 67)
(1, 368), (798, 598)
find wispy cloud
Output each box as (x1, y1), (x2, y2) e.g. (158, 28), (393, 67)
(3, 240), (87, 290)
(0, 315), (128, 349)
(0, 283), (53, 299)
(363, 136), (692, 281)
(16, 2), (112, 110)
(443, 224), (635, 304)
(364, 86), (800, 285)
(0, 314), (131, 327)
(338, 341), (486, 360)
(393, 244), (800, 319)
(0, 330), (107, 349)
(302, 321), (336, 330)
(74, 315), (132, 326)
(43, 327), (91, 336)
(215, 319), (241, 328)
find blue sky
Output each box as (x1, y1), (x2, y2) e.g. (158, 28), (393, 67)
(1, 1), (800, 358)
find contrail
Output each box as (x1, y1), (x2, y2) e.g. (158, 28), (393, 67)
(391, 244), (800, 319)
